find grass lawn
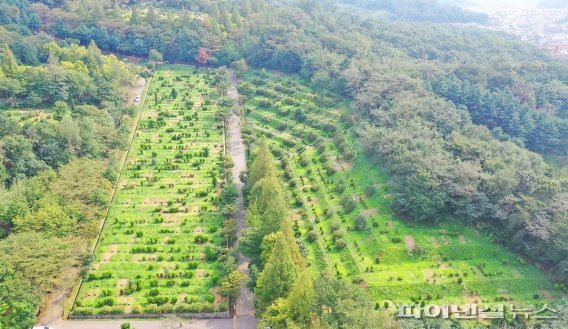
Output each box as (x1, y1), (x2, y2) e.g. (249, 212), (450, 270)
(238, 68), (564, 309)
(73, 65), (227, 316)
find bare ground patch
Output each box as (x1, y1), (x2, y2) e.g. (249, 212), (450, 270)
(459, 235), (467, 244)
(196, 269), (204, 278)
(117, 279), (128, 291)
(85, 288), (101, 298)
(361, 208), (378, 217)
(142, 197), (168, 206)
(212, 288), (227, 307)
(431, 237), (439, 248)
(540, 289), (555, 301)
(424, 269), (434, 281)
(161, 213), (183, 224)
(404, 235), (416, 252)
(333, 159), (353, 171)
(464, 293), (481, 305)
(102, 244), (119, 263)
(118, 296), (134, 313)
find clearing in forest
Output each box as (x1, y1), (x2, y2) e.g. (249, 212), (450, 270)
(238, 68), (564, 308)
(72, 65), (227, 316)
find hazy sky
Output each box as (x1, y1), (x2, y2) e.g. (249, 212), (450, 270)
(467, 0), (539, 6)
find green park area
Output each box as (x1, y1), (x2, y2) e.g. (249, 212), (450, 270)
(239, 69), (565, 309)
(73, 65), (228, 316)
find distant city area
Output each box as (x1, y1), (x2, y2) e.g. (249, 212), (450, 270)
(465, 0), (568, 58)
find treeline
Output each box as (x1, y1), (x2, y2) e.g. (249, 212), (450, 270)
(32, 0), (263, 63)
(341, 0), (489, 24)
(351, 71), (568, 283)
(0, 41), (136, 108)
(241, 139), (398, 329)
(0, 103), (133, 185)
(0, 3), (140, 326)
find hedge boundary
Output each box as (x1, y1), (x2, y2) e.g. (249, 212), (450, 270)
(68, 311), (230, 320)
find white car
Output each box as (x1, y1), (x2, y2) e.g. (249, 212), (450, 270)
(134, 96), (141, 102)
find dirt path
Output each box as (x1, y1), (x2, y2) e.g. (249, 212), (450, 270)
(126, 77), (147, 107)
(38, 77), (148, 327)
(226, 69), (258, 326)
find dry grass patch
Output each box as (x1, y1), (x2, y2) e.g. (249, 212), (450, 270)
(361, 208), (378, 217)
(102, 244), (119, 263)
(116, 279), (128, 291)
(423, 269), (434, 281)
(404, 235), (416, 252)
(540, 289), (555, 301)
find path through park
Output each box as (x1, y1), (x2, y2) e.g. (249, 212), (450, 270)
(226, 68), (258, 328)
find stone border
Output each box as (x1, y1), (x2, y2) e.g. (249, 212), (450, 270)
(68, 311), (230, 320)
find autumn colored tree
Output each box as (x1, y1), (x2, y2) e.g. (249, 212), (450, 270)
(195, 47), (209, 66)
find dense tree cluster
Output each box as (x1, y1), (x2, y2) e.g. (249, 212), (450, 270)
(0, 41), (137, 108)
(0, 0), (41, 33)
(0, 4), (138, 326)
(0, 159), (115, 327)
(0, 103), (133, 185)
(31, 0), (262, 63)
(432, 72), (568, 154)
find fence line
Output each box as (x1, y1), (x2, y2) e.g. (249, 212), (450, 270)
(68, 311), (230, 320)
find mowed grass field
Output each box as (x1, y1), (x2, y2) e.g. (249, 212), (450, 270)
(238, 68), (564, 308)
(73, 65), (227, 316)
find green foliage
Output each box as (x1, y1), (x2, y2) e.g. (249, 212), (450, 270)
(13, 194), (76, 237)
(0, 42), (136, 108)
(0, 259), (38, 329)
(220, 270), (247, 298)
(74, 67), (225, 315)
(254, 232), (299, 314)
(0, 232), (74, 296)
(247, 138), (277, 188)
(220, 180), (238, 206)
(285, 270), (315, 326)
(314, 275), (397, 328)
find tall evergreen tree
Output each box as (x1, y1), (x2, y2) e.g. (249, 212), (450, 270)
(281, 218), (305, 270)
(1, 45), (18, 76)
(254, 232), (299, 314)
(286, 270), (315, 326)
(248, 138), (276, 189)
